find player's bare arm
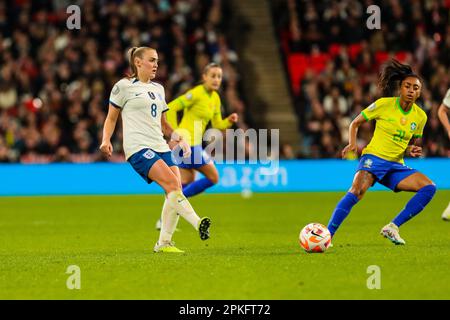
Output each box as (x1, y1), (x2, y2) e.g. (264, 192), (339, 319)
(161, 113), (191, 158)
(342, 113), (366, 158)
(437, 103), (450, 139)
(406, 137), (423, 158)
(227, 113), (239, 123)
(100, 104), (121, 157)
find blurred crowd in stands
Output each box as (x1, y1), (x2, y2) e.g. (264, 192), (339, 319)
(1, 0), (449, 164)
(0, 0), (250, 163)
(274, 0), (450, 159)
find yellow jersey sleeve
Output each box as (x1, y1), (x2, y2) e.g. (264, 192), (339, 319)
(413, 112), (427, 138)
(361, 98), (388, 121)
(166, 88), (198, 129)
(211, 95), (233, 130)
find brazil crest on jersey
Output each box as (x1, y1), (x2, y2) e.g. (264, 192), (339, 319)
(361, 97), (427, 164)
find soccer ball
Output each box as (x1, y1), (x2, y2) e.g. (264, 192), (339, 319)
(299, 223), (332, 253)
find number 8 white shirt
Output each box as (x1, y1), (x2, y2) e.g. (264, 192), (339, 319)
(109, 77), (171, 160)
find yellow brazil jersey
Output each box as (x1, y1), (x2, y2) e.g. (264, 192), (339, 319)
(361, 97), (427, 164)
(166, 84), (233, 146)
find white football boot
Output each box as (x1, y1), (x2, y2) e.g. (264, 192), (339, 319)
(441, 202), (450, 221)
(380, 222), (406, 245)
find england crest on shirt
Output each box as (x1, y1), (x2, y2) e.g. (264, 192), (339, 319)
(112, 84), (120, 95)
(143, 149), (155, 159)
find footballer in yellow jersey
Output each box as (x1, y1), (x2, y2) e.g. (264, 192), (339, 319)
(326, 59), (436, 246)
(167, 84), (234, 146)
(437, 88), (450, 221)
(360, 96), (427, 164)
(165, 63), (238, 199)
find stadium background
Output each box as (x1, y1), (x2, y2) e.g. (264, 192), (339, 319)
(0, 0), (448, 196)
(0, 0), (449, 165)
(1, 0), (450, 301)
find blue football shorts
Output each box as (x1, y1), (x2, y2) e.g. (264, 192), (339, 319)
(356, 154), (418, 192)
(128, 148), (175, 184)
(172, 144), (211, 170)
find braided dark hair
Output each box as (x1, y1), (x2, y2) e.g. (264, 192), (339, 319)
(378, 59), (421, 96)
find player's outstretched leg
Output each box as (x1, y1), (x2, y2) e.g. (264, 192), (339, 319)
(149, 160), (211, 252)
(167, 190), (211, 240)
(154, 199), (184, 253)
(382, 173), (436, 245)
(442, 202), (450, 221)
(154, 241), (184, 253)
(155, 215), (181, 232)
(391, 184), (436, 227)
(198, 217), (211, 240)
(380, 223), (405, 245)
(327, 192), (359, 237)
(182, 163), (218, 198)
(155, 219), (161, 231)
(327, 170), (373, 238)
(183, 178), (215, 197)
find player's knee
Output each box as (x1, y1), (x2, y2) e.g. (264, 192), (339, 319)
(182, 171), (195, 185)
(182, 176), (194, 185)
(208, 173), (219, 185)
(349, 187), (366, 200)
(420, 183), (436, 196)
(163, 178), (180, 193)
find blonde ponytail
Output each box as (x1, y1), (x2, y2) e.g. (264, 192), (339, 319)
(126, 46), (156, 80)
(127, 47), (139, 78)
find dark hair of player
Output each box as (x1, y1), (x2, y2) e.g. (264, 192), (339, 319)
(378, 59), (422, 96)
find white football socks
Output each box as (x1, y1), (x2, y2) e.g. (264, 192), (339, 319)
(442, 201), (450, 220)
(167, 190), (200, 230)
(158, 198), (180, 244)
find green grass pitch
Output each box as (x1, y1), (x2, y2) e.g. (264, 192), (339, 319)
(1, 191), (449, 299)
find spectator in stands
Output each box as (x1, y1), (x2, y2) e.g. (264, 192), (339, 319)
(275, 0), (450, 158)
(0, 0), (249, 163)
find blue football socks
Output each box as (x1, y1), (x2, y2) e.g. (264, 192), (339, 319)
(327, 192), (359, 236)
(392, 184), (436, 227)
(183, 178), (215, 198)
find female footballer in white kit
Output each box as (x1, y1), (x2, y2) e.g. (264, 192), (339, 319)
(438, 88), (450, 221)
(100, 46), (211, 253)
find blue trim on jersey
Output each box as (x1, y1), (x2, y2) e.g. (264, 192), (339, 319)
(132, 78), (139, 83)
(173, 145), (211, 169)
(128, 148), (175, 184)
(109, 100), (122, 109)
(356, 154), (417, 192)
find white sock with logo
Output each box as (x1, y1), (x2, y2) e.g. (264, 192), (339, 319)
(158, 198), (180, 244)
(167, 190), (200, 230)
